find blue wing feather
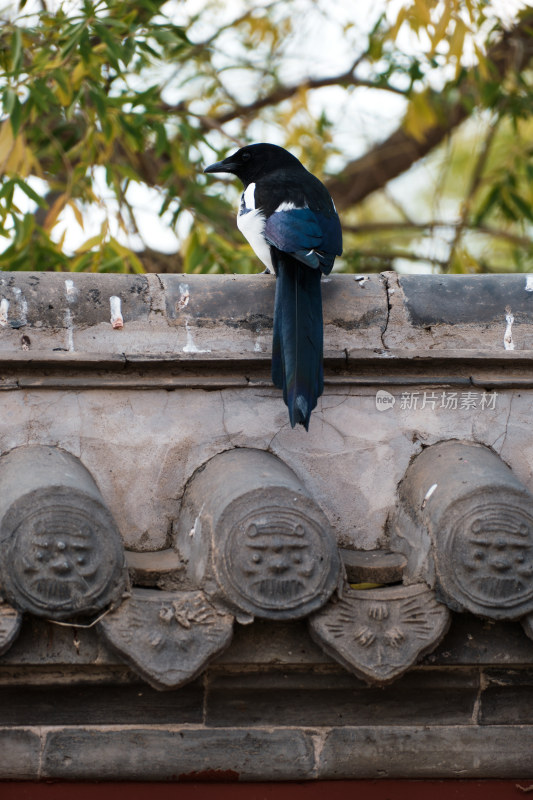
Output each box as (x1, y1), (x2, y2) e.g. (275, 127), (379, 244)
(264, 208), (342, 275)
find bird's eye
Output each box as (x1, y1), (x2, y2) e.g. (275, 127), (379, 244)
(241, 152), (252, 162)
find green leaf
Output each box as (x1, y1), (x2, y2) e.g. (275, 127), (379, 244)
(93, 22), (124, 71)
(89, 87), (108, 120)
(79, 29), (91, 63)
(60, 21), (86, 59)
(473, 185), (500, 225)
(510, 192), (533, 222)
(0, 179), (16, 206)
(11, 28), (22, 74)
(3, 87), (16, 115)
(10, 95), (22, 136)
(14, 179), (46, 208)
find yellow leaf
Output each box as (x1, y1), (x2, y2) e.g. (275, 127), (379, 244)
(474, 42), (490, 81)
(126, 250), (145, 274)
(429, 2), (452, 53)
(349, 582), (385, 590)
(5, 134), (33, 177)
(389, 7), (407, 40)
(76, 233), (104, 253)
(71, 61), (86, 88)
(44, 55), (64, 71)
(413, 0), (432, 27)
(43, 192), (68, 232)
(55, 84), (71, 106)
(56, 227), (67, 252)
(449, 17), (467, 62)
(0, 121), (14, 168)
(68, 199), (85, 231)
(403, 90), (439, 142)
(463, 0), (475, 23)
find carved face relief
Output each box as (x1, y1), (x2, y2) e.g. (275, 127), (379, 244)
(218, 506), (339, 619)
(441, 504), (533, 616)
(238, 522), (315, 603)
(5, 506), (123, 617)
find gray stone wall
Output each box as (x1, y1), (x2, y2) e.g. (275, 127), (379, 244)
(1, 271), (533, 780)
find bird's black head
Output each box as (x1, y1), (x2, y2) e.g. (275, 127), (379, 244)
(204, 143), (303, 187)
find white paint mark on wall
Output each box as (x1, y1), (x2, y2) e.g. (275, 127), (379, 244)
(65, 279), (79, 302)
(110, 296), (124, 329)
(64, 307), (74, 351)
(189, 510), (203, 538)
(12, 287), (28, 324)
(0, 299), (9, 327)
(183, 321), (211, 353)
(254, 340), (262, 352)
(525, 276), (533, 292)
(504, 308), (515, 351)
(421, 483), (438, 509)
(177, 283), (190, 310)
(189, 504), (205, 537)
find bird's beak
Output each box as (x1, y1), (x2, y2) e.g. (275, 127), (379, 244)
(204, 158), (237, 175)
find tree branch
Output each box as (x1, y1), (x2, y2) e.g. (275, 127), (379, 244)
(325, 12), (533, 210)
(350, 248), (448, 269)
(344, 220), (533, 249)
(448, 117), (500, 264)
(212, 72), (406, 125)
(136, 247), (183, 274)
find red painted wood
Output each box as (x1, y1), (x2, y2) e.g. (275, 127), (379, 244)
(1, 782), (533, 800)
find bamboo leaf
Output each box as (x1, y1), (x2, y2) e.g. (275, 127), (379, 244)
(68, 199), (85, 231)
(43, 192), (68, 230)
(0, 122), (14, 167)
(14, 178), (46, 208)
(11, 28), (22, 74)
(10, 96), (22, 136)
(510, 192), (533, 222)
(76, 233), (104, 253)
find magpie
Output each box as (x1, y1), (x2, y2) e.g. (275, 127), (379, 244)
(204, 143), (342, 430)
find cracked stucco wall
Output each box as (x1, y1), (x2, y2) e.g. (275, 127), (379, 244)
(0, 271), (532, 553)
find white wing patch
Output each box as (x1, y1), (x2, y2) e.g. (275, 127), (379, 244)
(275, 200), (309, 212)
(275, 200), (297, 212)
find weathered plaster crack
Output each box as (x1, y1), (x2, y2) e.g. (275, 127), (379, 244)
(320, 394), (352, 413)
(266, 419), (291, 451)
(155, 273), (165, 293)
(219, 390), (232, 442)
(146, 273), (167, 319)
(471, 669), (489, 724)
(490, 392), (514, 454)
(379, 271), (392, 350)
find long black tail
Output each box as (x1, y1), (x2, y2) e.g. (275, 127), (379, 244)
(271, 252), (323, 430)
